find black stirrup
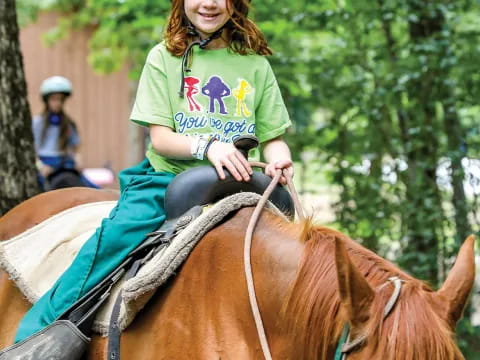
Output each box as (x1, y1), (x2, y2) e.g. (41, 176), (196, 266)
(164, 135), (295, 220)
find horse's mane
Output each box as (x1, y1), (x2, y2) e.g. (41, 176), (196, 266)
(282, 220), (463, 360)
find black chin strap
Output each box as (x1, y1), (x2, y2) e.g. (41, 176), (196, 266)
(178, 24), (224, 98)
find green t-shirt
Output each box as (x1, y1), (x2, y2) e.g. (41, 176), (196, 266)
(130, 42), (291, 174)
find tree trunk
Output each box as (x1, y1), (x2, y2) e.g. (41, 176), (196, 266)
(396, 2), (449, 284)
(0, 0), (40, 216)
(443, 99), (470, 248)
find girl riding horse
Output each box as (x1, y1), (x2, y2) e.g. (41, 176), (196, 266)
(14, 0), (294, 344)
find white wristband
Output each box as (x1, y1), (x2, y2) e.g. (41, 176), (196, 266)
(196, 137), (209, 160)
(190, 136), (200, 159)
(190, 136), (209, 160)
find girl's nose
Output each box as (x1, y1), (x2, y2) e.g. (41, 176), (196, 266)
(201, 0), (217, 8)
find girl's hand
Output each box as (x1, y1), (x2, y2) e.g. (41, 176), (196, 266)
(206, 141), (253, 182)
(39, 164), (55, 178)
(265, 159), (294, 185)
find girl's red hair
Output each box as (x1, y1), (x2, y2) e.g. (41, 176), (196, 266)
(165, 0), (272, 56)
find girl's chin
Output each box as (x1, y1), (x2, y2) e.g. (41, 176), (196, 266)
(195, 18), (228, 34)
(197, 26), (223, 36)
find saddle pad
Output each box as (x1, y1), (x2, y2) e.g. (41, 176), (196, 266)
(0, 193), (284, 336)
(0, 201), (117, 302)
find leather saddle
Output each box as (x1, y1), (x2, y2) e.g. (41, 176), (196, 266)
(164, 135), (295, 220)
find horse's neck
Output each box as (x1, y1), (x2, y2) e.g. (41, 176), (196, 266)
(221, 207), (306, 356)
(237, 207), (305, 336)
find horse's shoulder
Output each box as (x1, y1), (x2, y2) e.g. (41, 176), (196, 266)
(0, 188), (119, 240)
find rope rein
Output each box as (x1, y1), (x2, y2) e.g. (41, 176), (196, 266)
(242, 163), (404, 360)
(243, 163), (304, 360)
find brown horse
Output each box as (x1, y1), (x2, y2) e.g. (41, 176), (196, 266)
(0, 188), (475, 359)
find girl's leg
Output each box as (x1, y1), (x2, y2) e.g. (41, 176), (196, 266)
(14, 159), (175, 342)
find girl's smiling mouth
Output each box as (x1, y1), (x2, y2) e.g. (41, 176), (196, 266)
(199, 12), (220, 20)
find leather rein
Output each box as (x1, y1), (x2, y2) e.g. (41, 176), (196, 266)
(243, 162), (404, 360)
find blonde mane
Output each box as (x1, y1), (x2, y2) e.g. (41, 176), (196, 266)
(282, 221), (463, 360)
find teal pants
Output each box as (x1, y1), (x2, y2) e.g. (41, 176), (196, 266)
(15, 159), (175, 342)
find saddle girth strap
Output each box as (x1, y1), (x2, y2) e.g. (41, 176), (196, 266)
(107, 259), (143, 360)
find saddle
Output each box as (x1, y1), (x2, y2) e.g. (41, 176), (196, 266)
(0, 136), (294, 360)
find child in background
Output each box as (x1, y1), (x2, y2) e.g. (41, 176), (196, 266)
(33, 76), (98, 189)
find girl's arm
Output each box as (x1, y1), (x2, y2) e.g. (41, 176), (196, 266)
(262, 136), (294, 185)
(150, 125), (252, 182)
(36, 157), (54, 178)
(149, 125), (194, 160)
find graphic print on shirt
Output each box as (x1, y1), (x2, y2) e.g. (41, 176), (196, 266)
(184, 76), (203, 112)
(232, 79), (252, 117)
(201, 76), (230, 115)
(176, 75), (257, 143)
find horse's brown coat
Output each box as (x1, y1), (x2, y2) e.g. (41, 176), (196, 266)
(0, 188), (474, 359)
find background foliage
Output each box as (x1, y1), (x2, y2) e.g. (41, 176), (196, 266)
(16, 0), (480, 355)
